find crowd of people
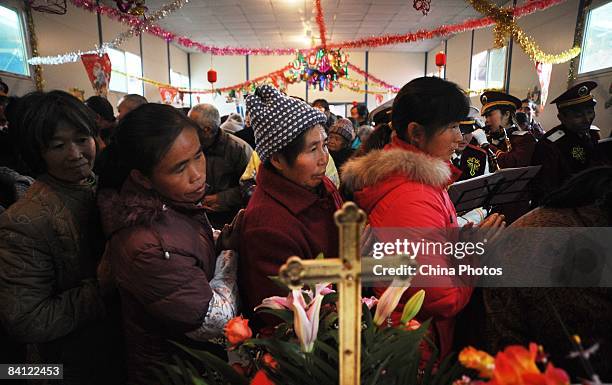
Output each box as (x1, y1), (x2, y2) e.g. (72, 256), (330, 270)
(0, 75), (611, 384)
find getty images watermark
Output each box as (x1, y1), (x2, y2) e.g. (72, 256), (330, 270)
(360, 227), (612, 287)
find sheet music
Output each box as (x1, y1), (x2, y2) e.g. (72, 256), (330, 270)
(448, 165), (541, 213)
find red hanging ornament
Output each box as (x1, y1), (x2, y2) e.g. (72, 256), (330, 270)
(435, 51), (446, 78)
(207, 68), (217, 83)
(413, 0), (431, 16)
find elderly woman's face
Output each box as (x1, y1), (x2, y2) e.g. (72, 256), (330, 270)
(41, 122), (96, 184)
(327, 132), (347, 152)
(276, 125), (329, 191)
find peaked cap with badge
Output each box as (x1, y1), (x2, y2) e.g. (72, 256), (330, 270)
(480, 91), (522, 116)
(550, 81), (597, 110)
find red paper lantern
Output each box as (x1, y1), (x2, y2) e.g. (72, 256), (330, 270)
(435, 52), (446, 67)
(207, 68), (217, 83)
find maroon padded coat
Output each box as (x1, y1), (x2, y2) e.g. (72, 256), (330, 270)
(98, 176), (216, 385)
(238, 164), (342, 323)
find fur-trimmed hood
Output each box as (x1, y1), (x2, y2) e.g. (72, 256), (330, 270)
(340, 138), (459, 214)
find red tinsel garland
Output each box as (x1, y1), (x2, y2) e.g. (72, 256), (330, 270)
(327, 0), (566, 50)
(69, 0), (565, 55)
(315, 0), (327, 48)
(348, 64), (401, 92)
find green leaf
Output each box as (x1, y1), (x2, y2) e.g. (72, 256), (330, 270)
(266, 275), (291, 291)
(168, 341), (249, 385)
(315, 252), (325, 260)
(256, 308), (294, 323)
(400, 289), (425, 324)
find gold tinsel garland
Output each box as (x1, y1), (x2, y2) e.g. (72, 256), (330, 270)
(24, 3), (44, 91)
(467, 0), (580, 64)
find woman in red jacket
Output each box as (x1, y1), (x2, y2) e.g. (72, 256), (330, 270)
(238, 85), (343, 326)
(342, 77), (505, 359)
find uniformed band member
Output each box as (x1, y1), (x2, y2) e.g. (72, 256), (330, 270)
(480, 91), (536, 169)
(519, 99), (545, 140)
(530, 81), (607, 204)
(453, 107), (491, 181)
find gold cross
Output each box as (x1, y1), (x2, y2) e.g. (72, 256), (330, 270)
(278, 202), (366, 385)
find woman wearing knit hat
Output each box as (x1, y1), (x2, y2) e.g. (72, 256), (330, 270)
(238, 85), (343, 327)
(328, 117), (356, 172)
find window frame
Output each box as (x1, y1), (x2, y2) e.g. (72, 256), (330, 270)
(0, 2), (33, 81)
(469, 46), (507, 90)
(107, 47), (144, 96)
(577, 0), (612, 77)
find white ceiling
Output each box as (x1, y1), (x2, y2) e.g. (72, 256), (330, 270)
(112, 0), (506, 53)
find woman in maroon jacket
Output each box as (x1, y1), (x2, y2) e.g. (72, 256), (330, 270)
(97, 104), (238, 385)
(342, 77), (505, 359)
(238, 85), (343, 325)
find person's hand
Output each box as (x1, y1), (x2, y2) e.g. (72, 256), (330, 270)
(460, 213), (506, 243)
(203, 194), (221, 211)
(217, 209), (245, 252)
(477, 212), (506, 243)
(472, 128), (489, 146)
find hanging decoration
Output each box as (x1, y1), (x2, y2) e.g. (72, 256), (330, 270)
(81, 53), (112, 97)
(24, 2), (44, 91)
(536, 62), (553, 111)
(435, 51), (446, 78)
(68, 87), (85, 101)
(29, 0), (67, 15)
(327, 0), (566, 50)
(413, 0), (431, 16)
(208, 55), (217, 91)
(287, 49), (348, 91)
(159, 86), (179, 104)
(29, 0), (187, 65)
(466, 0), (580, 64)
(70, 0), (565, 55)
(115, 0), (148, 16)
(314, 0), (327, 48)
(347, 64), (401, 92)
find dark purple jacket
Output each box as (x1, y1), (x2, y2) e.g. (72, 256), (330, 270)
(98, 176), (216, 385)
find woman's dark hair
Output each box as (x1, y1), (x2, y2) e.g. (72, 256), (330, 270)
(12, 91), (96, 175)
(515, 111), (529, 126)
(263, 125), (320, 170)
(312, 99), (330, 111)
(98, 103), (200, 190)
(354, 123), (393, 157)
(392, 77), (469, 142)
(351, 103), (368, 118)
(542, 166), (612, 224)
(494, 105), (518, 127)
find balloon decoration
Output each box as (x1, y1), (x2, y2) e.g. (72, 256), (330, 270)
(287, 49), (349, 92)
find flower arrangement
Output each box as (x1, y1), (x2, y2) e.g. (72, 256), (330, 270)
(156, 280), (467, 384)
(156, 281), (590, 385)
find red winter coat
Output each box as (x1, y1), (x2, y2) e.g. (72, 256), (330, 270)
(238, 164), (342, 324)
(341, 137), (472, 359)
(98, 176), (216, 385)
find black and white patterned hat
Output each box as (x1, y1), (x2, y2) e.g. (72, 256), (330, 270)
(247, 85), (327, 163)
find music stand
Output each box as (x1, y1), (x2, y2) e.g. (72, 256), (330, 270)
(448, 165), (542, 213)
